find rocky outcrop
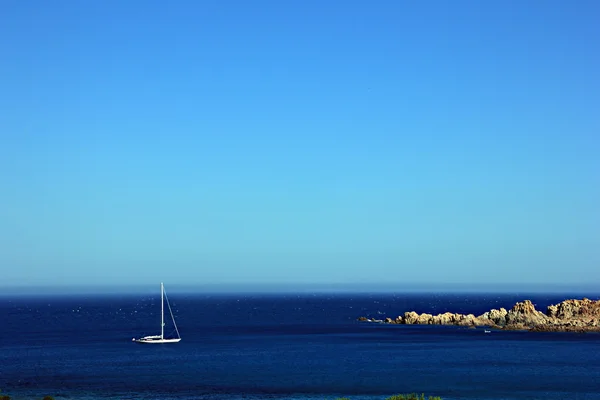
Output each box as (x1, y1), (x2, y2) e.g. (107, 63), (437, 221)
(547, 298), (600, 319)
(358, 298), (600, 332)
(479, 308), (508, 325)
(505, 300), (549, 326)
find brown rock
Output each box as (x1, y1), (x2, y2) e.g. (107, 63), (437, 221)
(505, 300), (549, 327)
(416, 313), (433, 324)
(547, 298), (600, 320)
(403, 311), (420, 324)
(479, 308), (508, 325)
(437, 312), (458, 325)
(358, 297), (600, 333)
(457, 314), (480, 326)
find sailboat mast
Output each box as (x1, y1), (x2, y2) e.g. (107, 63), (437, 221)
(161, 282), (164, 340)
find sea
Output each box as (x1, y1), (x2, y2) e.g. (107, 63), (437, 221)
(1, 291), (600, 400)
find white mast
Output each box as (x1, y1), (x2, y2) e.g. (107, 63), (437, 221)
(133, 282), (181, 344)
(161, 282), (164, 340)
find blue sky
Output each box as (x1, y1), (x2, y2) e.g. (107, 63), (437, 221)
(1, 1), (599, 290)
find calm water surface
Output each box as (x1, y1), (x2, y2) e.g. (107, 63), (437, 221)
(1, 292), (599, 400)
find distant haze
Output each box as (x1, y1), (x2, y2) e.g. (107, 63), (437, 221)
(2, 282), (600, 298)
(1, 1), (599, 289)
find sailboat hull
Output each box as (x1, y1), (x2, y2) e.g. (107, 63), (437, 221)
(133, 337), (182, 344)
(132, 283), (182, 344)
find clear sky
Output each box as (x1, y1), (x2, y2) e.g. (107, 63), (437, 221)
(1, 0), (598, 290)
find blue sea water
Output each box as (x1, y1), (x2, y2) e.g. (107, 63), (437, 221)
(1, 292), (599, 400)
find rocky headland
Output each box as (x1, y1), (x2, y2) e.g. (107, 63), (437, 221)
(358, 298), (600, 332)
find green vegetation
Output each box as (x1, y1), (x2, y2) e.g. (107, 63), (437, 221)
(335, 394), (441, 400)
(0, 392), (440, 400)
(386, 394), (441, 400)
(0, 393), (55, 400)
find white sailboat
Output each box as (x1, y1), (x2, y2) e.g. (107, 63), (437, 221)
(133, 282), (182, 344)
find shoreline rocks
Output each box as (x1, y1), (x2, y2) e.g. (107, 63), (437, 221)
(358, 298), (600, 332)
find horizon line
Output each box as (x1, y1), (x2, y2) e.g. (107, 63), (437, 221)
(0, 282), (598, 296)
